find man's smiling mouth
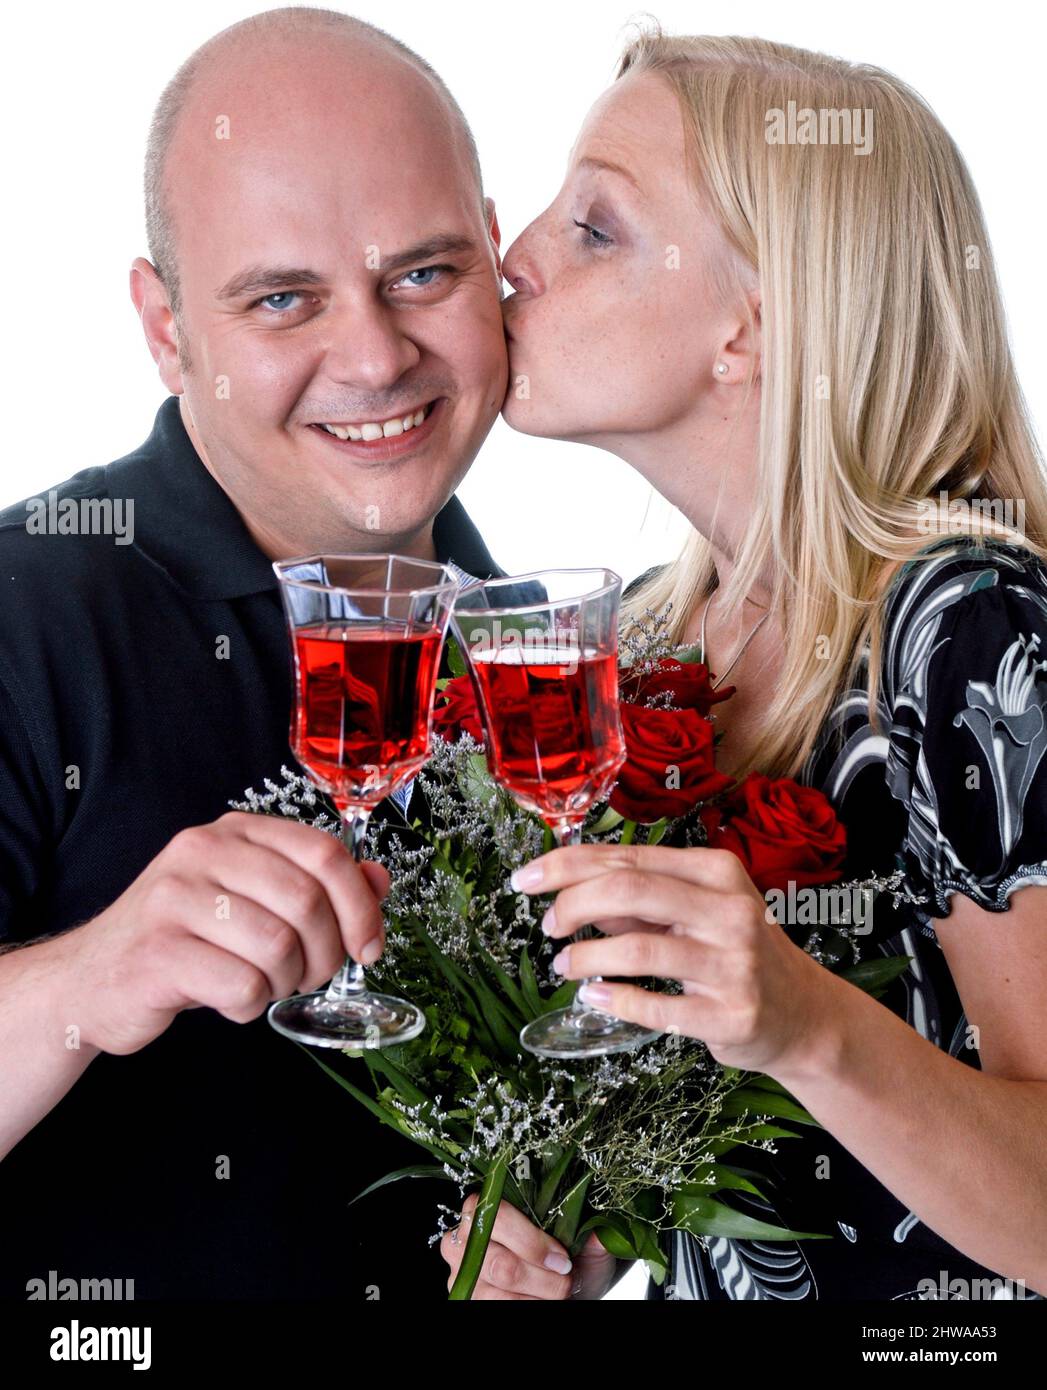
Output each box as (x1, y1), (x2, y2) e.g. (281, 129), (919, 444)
(310, 399), (437, 442)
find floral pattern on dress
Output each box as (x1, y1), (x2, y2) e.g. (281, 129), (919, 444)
(650, 535), (1047, 1302)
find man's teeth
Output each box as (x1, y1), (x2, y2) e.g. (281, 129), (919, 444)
(318, 406), (429, 441)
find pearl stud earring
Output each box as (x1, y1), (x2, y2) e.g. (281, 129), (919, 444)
(716, 363), (728, 375)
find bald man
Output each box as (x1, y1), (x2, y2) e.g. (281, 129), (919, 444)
(0, 10), (507, 1299)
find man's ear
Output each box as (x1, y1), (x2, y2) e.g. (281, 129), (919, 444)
(484, 196), (503, 277)
(130, 257), (185, 395)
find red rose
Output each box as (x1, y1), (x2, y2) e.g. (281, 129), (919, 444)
(610, 704), (734, 822)
(623, 659), (736, 717)
(701, 772), (847, 893)
(432, 675), (485, 744)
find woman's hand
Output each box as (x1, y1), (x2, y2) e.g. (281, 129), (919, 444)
(511, 842), (835, 1077)
(440, 1195), (619, 1299)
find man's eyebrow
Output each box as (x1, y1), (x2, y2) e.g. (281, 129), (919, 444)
(215, 267), (326, 302)
(576, 156), (643, 194)
(378, 233), (481, 274)
(214, 236), (481, 302)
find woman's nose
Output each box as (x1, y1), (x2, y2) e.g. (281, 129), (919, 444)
(502, 235), (542, 296)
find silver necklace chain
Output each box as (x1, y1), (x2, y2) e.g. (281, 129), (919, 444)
(698, 587), (771, 689)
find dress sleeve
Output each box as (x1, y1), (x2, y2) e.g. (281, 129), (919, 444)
(884, 552), (1047, 917)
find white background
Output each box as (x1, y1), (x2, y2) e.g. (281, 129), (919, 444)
(2, 0), (1044, 591)
(3, 1), (1044, 1299)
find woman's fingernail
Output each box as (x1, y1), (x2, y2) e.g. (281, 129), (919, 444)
(551, 946), (570, 974)
(359, 936), (383, 966)
(541, 905), (557, 935)
(511, 863), (543, 892)
(544, 1250), (572, 1274)
(578, 981), (611, 1006)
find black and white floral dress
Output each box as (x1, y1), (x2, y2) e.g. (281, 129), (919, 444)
(647, 534), (1047, 1301)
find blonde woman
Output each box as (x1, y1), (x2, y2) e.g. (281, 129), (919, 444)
(440, 28), (1047, 1300)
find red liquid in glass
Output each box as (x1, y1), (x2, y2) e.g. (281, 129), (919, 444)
(470, 647), (625, 824)
(293, 623), (442, 809)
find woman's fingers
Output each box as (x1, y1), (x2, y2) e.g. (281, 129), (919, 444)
(571, 915), (667, 937)
(543, 873), (741, 945)
(514, 842), (748, 896)
(553, 926), (715, 991)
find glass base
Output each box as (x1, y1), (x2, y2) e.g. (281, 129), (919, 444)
(519, 1005), (660, 1059)
(267, 988), (426, 1049)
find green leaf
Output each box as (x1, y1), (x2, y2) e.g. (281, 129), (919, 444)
(841, 954), (913, 996)
(546, 977), (580, 1011)
(349, 1164), (455, 1207)
(719, 1086), (818, 1126)
(445, 633), (467, 678)
(627, 1217), (668, 1270)
(477, 946), (531, 1021)
(645, 818), (670, 846)
(553, 1172), (593, 1251)
(670, 644), (704, 665)
(448, 1151), (510, 1300)
(301, 1048), (459, 1167)
(576, 1210), (637, 1259)
(588, 805), (624, 835)
(518, 949), (544, 1017)
(534, 1142), (577, 1222)
(360, 1048), (428, 1106)
(671, 1192), (829, 1241)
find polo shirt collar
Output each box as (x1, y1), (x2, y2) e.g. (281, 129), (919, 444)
(107, 396), (501, 600)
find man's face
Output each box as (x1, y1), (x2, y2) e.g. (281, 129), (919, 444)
(148, 42), (507, 558)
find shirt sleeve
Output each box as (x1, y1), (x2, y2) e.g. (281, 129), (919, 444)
(886, 557), (1047, 917)
(0, 671), (50, 942)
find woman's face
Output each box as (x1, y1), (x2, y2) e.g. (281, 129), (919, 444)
(501, 70), (747, 454)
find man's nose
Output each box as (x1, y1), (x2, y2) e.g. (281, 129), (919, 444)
(320, 299), (421, 389)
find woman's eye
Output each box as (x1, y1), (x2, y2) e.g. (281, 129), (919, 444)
(573, 219), (613, 248)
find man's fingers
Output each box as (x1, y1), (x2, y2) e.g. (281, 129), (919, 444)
(178, 835), (344, 989)
(158, 933), (276, 1024)
(227, 812), (387, 963)
(188, 889), (310, 998)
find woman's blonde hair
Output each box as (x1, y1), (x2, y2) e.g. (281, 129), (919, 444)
(618, 26), (1047, 779)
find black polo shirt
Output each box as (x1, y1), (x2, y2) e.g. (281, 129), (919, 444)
(0, 395), (500, 1300)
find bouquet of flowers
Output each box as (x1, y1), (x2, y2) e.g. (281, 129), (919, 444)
(234, 609), (915, 1299)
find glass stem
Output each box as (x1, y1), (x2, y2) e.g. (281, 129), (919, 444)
(554, 820), (606, 1016)
(325, 809), (372, 1001)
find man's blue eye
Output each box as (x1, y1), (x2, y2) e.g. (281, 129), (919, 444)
(259, 291), (300, 311)
(402, 266), (444, 287)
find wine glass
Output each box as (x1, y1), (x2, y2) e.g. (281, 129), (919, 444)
(267, 553), (458, 1048)
(452, 569), (661, 1058)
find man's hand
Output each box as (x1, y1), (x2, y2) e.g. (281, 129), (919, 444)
(59, 811), (390, 1055)
(440, 1195), (620, 1299)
